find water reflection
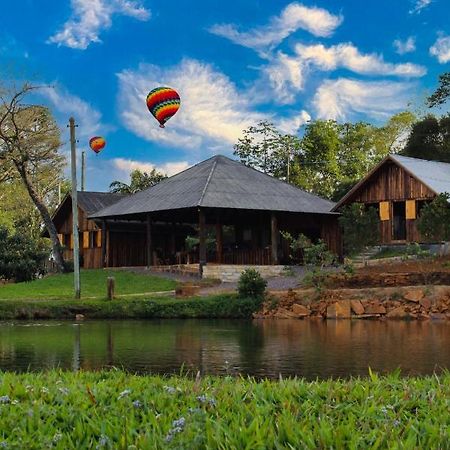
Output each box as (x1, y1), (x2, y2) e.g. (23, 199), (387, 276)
(0, 320), (449, 379)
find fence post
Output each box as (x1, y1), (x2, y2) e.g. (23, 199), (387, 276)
(107, 277), (115, 300)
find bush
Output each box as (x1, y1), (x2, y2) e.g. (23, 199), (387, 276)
(0, 226), (48, 282)
(237, 268), (267, 299)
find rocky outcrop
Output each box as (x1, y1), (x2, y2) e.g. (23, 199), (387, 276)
(258, 285), (450, 321)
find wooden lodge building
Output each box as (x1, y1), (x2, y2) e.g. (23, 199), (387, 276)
(333, 155), (450, 244)
(51, 155), (341, 273)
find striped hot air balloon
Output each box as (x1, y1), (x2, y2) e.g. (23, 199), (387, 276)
(89, 136), (106, 154)
(146, 87), (180, 128)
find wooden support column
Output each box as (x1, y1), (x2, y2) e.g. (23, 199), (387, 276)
(101, 220), (107, 268)
(216, 222), (223, 263)
(146, 214), (153, 267)
(271, 212), (279, 264)
(199, 209), (207, 268)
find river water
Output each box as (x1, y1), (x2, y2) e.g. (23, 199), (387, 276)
(0, 319), (448, 379)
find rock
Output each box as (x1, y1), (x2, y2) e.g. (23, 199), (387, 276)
(430, 313), (447, 320)
(386, 306), (408, 319)
(404, 289), (424, 303)
(326, 301), (351, 319)
(274, 308), (298, 319)
(419, 298), (432, 311)
(350, 300), (365, 315)
(292, 304), (310, 317)
(365, 303), (387, 315)
(75, 314), (85, 321)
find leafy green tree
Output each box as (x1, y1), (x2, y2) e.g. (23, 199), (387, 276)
(0, 226), (49, 282)
(0, 83), (66, 272)
(401, 115), (450, 162)
(109, 168), (167, 194)
(417, 193), (450, 245)
(338, 204), (380, 257)
(427, 72), (450, 107)
(234, 120), (300, 179)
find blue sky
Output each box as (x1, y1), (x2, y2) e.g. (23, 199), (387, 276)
(1, 0), (449, 190)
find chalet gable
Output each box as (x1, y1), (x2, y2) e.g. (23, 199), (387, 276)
(333, 155), (450, 211)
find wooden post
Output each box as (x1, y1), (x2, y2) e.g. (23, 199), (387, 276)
(107, 277), (115, 300)
(69, 117), (80, 299)
(216, 222), (223, 263)
(271, 212), (278, 264)
(101, 220), (107, 268)
(199, 209), (206, 268)
(146, 214), (153, 267)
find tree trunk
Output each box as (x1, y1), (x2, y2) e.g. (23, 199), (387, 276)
(16, 162), (65, 272)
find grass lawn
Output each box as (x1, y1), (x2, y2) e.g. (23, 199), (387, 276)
(0, 370), (448, 449)
(0, 269), (176, 300)
(370, 247), (407, 260)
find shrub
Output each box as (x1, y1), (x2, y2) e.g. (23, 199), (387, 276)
(0, 226), (48, 282)
(237, 269), (267, 299)
(303, 239), (335, 268)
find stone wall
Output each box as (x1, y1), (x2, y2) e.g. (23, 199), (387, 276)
(202, 264), (286, 282)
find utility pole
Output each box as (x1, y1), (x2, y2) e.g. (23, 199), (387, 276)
(69, 117), (80, 299)
(286, 136), (291, 183)
(81, 151), (86, 191)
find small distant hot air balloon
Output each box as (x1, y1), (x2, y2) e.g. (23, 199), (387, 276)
(89, 136), (106, 154)
(146, 87), (180, 128)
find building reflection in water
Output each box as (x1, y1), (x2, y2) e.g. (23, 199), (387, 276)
(0, 320), (449, 379)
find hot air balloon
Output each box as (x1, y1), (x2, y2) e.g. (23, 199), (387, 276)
(146, 87), (180, 128)
(89, 136), (106, 154)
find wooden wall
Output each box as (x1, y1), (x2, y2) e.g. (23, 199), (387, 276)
(342, 160), (436, 244)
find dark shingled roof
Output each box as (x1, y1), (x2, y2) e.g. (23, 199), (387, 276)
(91, 155), (335, 219)
(77, 191), (125, 215)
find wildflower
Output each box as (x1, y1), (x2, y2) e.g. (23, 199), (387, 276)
(58, 387), (69, 396)
(27, 409), (34, 417)
(393, 419), (401, 427)
(188, 407), (201, 414)
(0, 396), (10, 404)
(11, 400), (19, 406)
(53, 433), (63, 443)
(163, 386), (177, 394)
(96, 435), (109, 449)
(132, 400), (142, 408)
(41, 387), (49, 394)
(381, 406), (388, 415)
(118, 389), (131, 400)
(25, 385), (33, 392)
(197, 395), (216, 407)
(172, 417), (186, 428)
(0, 442), (7, 448)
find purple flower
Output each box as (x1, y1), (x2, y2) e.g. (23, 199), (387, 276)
(132, 400), (142, 408)
(0, 396), (10, 404)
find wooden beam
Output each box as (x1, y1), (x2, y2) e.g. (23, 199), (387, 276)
(216, 222), (223, 263)
(271, 212), (278, 264)
(199, 208), (207, 267)
(101, 220), (107, 268)
(146, 214), (153, 267)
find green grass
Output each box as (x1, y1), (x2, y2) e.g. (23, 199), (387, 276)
(0, 294), (261, 320)
(0, 370), (448, 449)
(0, 269), (176, 300)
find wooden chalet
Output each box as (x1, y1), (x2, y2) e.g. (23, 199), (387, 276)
(48, 191), (125, 268)
(333, 155), (450, 244)
(85, 155), (341, 270)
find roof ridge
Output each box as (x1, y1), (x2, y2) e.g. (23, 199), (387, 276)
(198, 158), (218, 206)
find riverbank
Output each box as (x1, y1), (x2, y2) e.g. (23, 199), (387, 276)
(259, 284), (450, 320)
(0, 294), (261, 320)
(0, 370), (448, 449)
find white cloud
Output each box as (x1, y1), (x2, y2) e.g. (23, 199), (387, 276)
(277, 110), (311, 134)
(430, 35), (450, 63)
(48, 0), (150, 49)
(117, 59), (267, 153)
(295, 42), (426, 77)
(409, 0), (432, 14)
(393, 37), (416, 54)
(40, 85), (105, 138)
(209, 2), (342, 55)
(313, 78), (414, 121)
(112, 158), (190, 177)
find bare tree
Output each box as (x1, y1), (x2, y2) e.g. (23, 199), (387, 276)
(0, 82), (66, 272)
